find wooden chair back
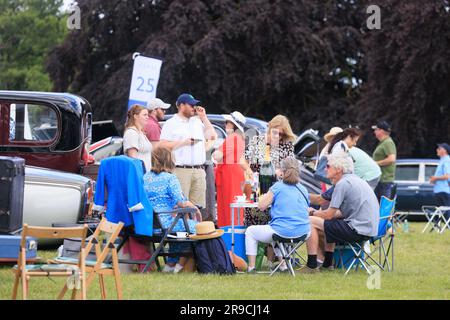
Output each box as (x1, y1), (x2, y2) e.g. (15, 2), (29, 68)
(13, 224), (89, 300)
(20, 224), (88, 248)
(83, 217), (124, 267)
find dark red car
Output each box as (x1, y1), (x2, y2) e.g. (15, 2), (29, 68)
(0, 90), (94, 173)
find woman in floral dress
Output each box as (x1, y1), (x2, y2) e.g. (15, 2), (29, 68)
(143, 147), (202, 273)
(244, 115), (297, 226)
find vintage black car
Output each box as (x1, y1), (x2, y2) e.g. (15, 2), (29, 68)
(0, 90), (94, 173)
(0, 91), (94, 233)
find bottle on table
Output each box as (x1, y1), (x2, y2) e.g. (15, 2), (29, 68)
(259, 145), (276, 194)
(251, 172), (260, 202)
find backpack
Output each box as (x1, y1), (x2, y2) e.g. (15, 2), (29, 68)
(193, 237), (236, 274)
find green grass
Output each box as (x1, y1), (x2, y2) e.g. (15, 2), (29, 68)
(1, 223), (450, 300)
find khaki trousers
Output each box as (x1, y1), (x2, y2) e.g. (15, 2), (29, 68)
(174, 167), (206, 208)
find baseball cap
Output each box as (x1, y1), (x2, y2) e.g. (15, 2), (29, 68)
(176, 93), (201, 107)
(147, 98), (171, 110)
(371, 120), (391, 132)
(437, 143), (450, 154)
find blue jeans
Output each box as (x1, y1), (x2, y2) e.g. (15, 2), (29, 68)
(375, 182), (396, 201)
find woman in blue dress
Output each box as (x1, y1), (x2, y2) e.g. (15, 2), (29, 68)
(143, 147), (202, 273)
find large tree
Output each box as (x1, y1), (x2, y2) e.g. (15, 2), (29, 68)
(0, 0), (67, 91)
(47, 0), (365, 134)
(47, 0), (450, 157)
(353, 0), (450, 156)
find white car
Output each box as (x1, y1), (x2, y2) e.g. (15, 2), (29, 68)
(23, 166), (93, 244)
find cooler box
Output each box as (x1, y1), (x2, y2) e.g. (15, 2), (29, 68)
(0, 235), (37, 260)
(333, 245), (364, 269)
(220, 226), (247, 262)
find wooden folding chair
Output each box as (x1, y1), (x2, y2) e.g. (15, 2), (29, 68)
(12, 224), (89, 300)
(52, 217), (124, 300)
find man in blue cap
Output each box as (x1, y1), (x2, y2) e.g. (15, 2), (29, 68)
(372, 120), (397, 200)
(160, 93), (217, 211)
(430, 143), (450, 221)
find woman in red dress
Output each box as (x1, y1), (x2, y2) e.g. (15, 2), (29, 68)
(214, 111), (252, 227)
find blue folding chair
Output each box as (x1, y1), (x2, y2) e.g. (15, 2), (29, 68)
(334, 196), (396, 275)
(368, 196), (396, 271)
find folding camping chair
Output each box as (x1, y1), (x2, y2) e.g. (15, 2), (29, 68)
(367, 196), (396, 271)
(116, 207), (198, 273)
(51, 217), (124, 300)
(12, 224), (89, 300)
(421, 206), (450, 234)
(334, 196), (396, 275)
(269, 234), (308, 277)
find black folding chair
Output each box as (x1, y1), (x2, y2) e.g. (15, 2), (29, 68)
(269, 234), (308, 277)
(116, 207), (198, 272)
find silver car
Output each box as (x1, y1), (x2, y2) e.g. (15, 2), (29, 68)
(24, 166), (93, 243)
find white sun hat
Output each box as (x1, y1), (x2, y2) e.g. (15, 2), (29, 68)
(222, 111), (246, 132)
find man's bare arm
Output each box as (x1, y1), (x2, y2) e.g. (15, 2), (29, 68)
(377, 154), (396, 167)
(159, 139), (191, 151)
(312, 207), (339, 220)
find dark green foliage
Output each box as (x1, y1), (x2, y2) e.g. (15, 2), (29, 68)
(46, 0), (450, 157)
(353, 0), (450, 156)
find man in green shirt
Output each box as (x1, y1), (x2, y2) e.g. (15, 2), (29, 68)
(372, 120), (397, 200)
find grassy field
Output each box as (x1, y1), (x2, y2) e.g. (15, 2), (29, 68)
(1, 222), (449, 300)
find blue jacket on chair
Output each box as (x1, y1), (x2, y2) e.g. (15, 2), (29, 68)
(93, 155), (153, 236)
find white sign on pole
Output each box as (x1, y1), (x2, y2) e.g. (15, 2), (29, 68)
(128, 53), (163, 109)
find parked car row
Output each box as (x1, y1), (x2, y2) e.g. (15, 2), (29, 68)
(0, 90), (438, 232)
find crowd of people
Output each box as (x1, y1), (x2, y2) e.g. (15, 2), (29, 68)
(115, 92), (449, 274)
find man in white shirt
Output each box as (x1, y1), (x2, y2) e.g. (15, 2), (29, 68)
(159, 93), (217, 208)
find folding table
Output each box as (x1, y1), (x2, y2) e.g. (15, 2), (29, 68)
(229, 202), (258, 262)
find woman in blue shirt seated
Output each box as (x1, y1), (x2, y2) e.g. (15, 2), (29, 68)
(143, 147), (202, 273)
(245, 157), (311, 273)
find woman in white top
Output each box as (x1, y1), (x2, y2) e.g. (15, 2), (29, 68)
(123, 104), (152, 172)
(327, 127), (361, 156)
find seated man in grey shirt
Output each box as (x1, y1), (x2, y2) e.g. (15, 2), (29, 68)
(301, 152), (380, 273)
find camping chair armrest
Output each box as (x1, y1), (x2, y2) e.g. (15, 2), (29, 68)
(155, 208), (197, 234)
(156, 207), (197, 215)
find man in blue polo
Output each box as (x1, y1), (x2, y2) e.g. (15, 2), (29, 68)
(430, 143), (450, 220)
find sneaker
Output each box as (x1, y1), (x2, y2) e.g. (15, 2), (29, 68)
(316, 260), (323, 268)
(297, 266), (320, 274)
(173, 263), (184, 273)
(278, 265), (289, 273)
(247, 268), (257, 274)
(162, 264), (175, 273)
(320, 264), (335, 271)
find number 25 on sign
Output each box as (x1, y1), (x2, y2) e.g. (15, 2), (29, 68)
(136, 77), (155, 93)
(129, 55), (163, 103)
